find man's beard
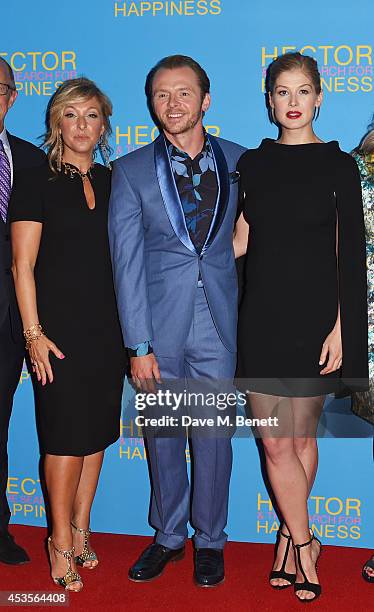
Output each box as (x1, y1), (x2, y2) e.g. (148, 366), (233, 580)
(158, 108), (202, 135)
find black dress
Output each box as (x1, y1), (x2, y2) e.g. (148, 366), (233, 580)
(236, 139), (368, 397)
(9, 162), (126, 455)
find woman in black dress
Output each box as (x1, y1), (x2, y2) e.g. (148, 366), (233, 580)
(234, 53), (368, 602)
(10, 78), (126, 591)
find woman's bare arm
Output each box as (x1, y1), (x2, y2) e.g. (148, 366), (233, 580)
(11, 221), (64, 384)
(233, 211), (249, 259)
(319, 216), (342, 374)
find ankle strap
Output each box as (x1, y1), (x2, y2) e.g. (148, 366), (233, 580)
(279, 529), (292, 541)
(48, 536), (75, 560)
(293, 534), (314, 550)
(71, 522), (91, 535)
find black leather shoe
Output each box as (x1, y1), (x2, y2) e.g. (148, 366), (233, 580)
(0, 531), (30, 565)
(128, 543), (185, 582)
(194, 548), (225, 587)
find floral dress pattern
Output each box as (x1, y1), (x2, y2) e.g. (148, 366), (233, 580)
(351, 151), (374, 424)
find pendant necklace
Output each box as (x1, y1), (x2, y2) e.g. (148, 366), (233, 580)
(62, 161), (93, 183)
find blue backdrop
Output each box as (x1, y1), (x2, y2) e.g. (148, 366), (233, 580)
(2, 0), (374, 549)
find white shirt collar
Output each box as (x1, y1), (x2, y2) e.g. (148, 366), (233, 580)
(0, 127), (11, 157)
(0, 127), (10, 149)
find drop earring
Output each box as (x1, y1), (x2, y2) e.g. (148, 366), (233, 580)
(98, 135), (111, 169)
(57, 132), (63, 172)
(313, 106), (320, 121)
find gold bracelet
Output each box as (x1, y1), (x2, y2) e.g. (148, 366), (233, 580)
(23, 323), (44, 349)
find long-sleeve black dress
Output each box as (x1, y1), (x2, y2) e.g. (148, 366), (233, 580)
(9, 162), (126, 455)
(236, 139), (368, 397)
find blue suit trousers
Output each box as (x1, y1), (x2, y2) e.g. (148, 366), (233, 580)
(146, 286), (236, 550)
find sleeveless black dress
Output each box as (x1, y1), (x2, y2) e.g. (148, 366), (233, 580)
(236, 139), (368, 397)
(9, 162), (126, 455)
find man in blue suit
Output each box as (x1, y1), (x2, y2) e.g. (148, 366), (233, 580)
(109, 55), (245, 586)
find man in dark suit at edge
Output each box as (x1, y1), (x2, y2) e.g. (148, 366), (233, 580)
(0, 57), (45, 564)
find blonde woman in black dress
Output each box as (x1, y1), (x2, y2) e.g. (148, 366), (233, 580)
(234, 53), (368, 602)
(10, 78), (125, 591)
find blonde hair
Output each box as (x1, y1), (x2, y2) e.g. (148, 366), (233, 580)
(357, 121), (374, 177)
(360, 128), (374, 156)
(43, 77), (112, 172)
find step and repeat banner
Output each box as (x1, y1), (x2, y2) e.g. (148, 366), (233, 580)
(2, 1), (374, 548)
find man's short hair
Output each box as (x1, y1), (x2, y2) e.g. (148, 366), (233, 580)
(0, 57), (15, 88)
(145, 54), (210, 103)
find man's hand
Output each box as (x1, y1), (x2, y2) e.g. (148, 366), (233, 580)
(130, 353), (161, 392)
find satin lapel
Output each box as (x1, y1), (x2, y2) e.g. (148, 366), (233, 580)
(154, 135), (196, 254)
(201, 136), (229, 254)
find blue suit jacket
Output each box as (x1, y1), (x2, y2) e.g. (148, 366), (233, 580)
(108, 134), (246, 356)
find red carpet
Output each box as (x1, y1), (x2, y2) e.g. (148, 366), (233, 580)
(0, 525), (372, 611)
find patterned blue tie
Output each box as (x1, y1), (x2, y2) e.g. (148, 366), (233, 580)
(0, 140), (11, 223)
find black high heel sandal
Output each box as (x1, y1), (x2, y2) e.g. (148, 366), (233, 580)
(269, 529), (296, 589)
(362, 556), (374, 583)
(293, 533), (322, 603)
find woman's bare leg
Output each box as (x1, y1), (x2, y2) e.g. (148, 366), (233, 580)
(281, 397), (324, 537)
(44, 454), (84, 591)
(292, 396), (324, 493)
(285, 396), (324, 599)
(249, 393), (322, 599)
(71, 451), (104, 568)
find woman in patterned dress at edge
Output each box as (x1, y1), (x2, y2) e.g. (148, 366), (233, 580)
(351, 121), (374, 583)
(9, 78), (126, 592)
(233, 52), (368, 602)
